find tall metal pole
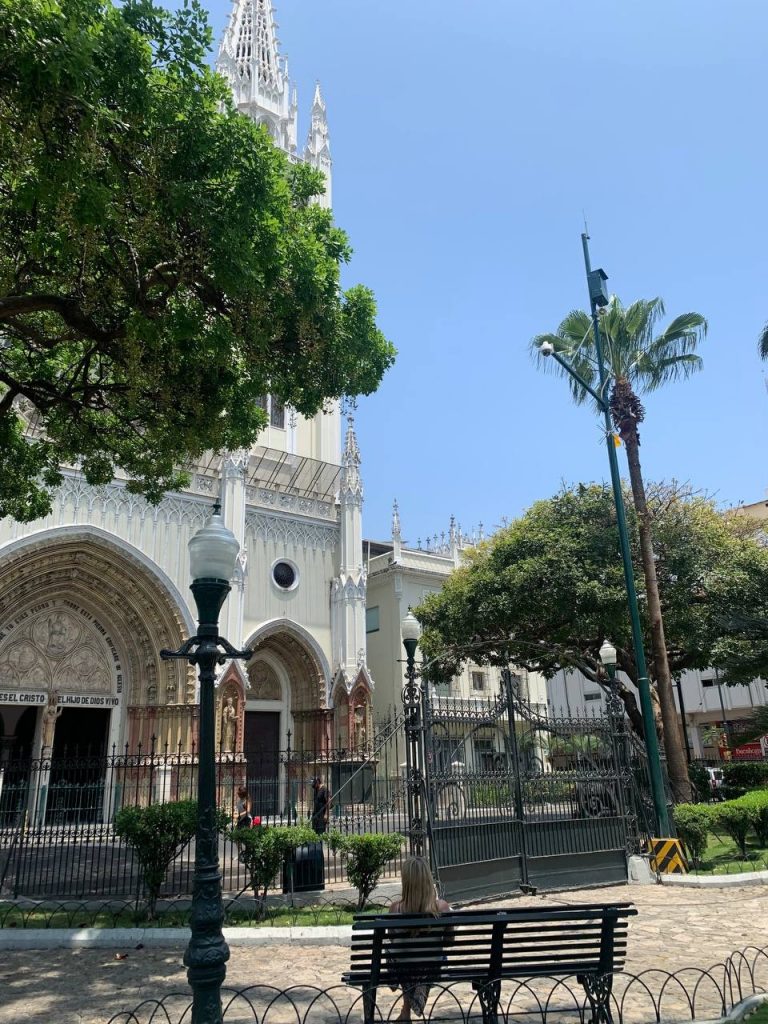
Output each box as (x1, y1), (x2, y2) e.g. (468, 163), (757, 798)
(580, 233), (670, 836)
(714, 668), (732, 749)
(502, 669), (530, 889)
(162, 579), (251, 1024)
(402, 638), (426, 857)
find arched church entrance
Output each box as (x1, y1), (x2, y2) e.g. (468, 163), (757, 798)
(0, 530), (191, 825)
(244, 622), (330, 818)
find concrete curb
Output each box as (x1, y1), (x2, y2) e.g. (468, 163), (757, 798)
(661, 869), (768, 888)
(683, 993), (768, 1024)
(0, 924), (352, 951)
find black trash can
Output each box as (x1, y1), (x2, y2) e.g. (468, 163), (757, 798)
(282, 842), (325, 893)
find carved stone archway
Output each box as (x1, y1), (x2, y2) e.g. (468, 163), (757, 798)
(0, 531), (192, 753)
(246, 620), (331, 751)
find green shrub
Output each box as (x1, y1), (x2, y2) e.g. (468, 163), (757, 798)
(230, 824), (317, 913)
(328, 831), (404, 910)
(723, 762), (768, 791)
(114, 800), (199, 918)
(712, 802), (751, 858)
(673, 803), (711, 867)
(736, 791), (768, 847)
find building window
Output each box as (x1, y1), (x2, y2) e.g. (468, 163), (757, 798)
(256, 395), (286, 429)
(584, 691), (602, 702)
(702, 678), (715, 688)
(272, 559), (299, 591)
(270, 398), (285, 429)
(471, 671), (486, 692)
(366, 606), (380, 633)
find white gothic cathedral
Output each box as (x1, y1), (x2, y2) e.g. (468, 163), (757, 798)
(0, 0), (374, 789)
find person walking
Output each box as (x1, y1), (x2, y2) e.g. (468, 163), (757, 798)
(310, 775), (330, 834)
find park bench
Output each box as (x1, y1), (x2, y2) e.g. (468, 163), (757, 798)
(343, 901), (637, 1024)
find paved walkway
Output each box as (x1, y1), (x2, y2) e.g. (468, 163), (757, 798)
(1, 884), (767, 1024)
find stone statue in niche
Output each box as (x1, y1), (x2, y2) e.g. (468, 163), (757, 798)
(41, 690), (63, 750)
(221, 695), (238, 752)
(354, 705), (366, 752)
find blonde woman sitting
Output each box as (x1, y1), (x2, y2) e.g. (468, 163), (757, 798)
(387, 856), (452, 1021)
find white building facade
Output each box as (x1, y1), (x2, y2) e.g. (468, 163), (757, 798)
(546, 667), (768, 760)
(365, 505), (549, 722)
(0, 0), (373, 789)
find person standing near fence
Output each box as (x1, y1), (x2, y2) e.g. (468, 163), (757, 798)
(234, 786), (252, 829)
(310, 775), (330, 834)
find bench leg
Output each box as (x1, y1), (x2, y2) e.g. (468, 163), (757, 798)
(577, 973), (614, 1024)
(472, 979), (501, 1024)
(362, 986), (378, 1024)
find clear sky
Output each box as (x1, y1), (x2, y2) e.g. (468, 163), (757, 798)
(205, 0), (768, 544)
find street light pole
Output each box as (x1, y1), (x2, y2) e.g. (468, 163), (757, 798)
(161, 506), (252, 1024)
(539, 236), (670, 836)
(401, 611), (426, 858)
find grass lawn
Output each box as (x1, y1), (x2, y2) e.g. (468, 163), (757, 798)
(0, 903), (381, 930)
(691, 833), (768, 875)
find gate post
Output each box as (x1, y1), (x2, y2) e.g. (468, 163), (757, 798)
(401, 615), (426, 858)
(502, 669), (530, 889)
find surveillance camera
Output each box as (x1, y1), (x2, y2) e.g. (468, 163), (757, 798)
(539, 341), (554, 357)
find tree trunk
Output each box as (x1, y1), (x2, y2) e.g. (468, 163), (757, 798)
(620, 418), (692, 803)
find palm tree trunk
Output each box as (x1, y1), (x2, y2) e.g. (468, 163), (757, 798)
(621, 423), (692, 804)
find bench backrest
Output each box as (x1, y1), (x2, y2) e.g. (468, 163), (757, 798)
(347, 903), (636, 985)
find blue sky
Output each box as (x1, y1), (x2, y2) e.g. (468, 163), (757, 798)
(205, 0), (768, 543)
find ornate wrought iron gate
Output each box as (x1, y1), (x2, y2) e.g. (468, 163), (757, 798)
(404, 669), (659, 902)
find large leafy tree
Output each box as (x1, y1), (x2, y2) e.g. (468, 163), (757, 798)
(531, 299), (707, 800)
(417, 484), (768, 775)
(0, 0), (394, 521)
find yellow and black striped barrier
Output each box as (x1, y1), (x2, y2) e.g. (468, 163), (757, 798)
(649, 837), (688, 874)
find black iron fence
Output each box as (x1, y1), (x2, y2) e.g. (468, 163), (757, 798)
(0, 714), (408, 899)
(104, 945), (768, 1024)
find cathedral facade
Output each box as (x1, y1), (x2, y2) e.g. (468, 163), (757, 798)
(0, 1), (373, 793)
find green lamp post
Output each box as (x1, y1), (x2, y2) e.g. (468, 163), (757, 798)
(161, 505), (252, 1024)
(539, 236), (670, 836)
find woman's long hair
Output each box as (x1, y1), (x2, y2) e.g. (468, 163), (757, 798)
(399, 856), (439, 916)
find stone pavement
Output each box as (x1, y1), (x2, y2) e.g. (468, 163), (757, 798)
(1, 883), (767, 1024)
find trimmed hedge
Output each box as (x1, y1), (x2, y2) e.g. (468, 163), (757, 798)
(674, 789), (768, 865)
(672, 804), (711, 867)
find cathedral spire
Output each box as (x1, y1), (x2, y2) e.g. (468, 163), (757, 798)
(217, 0), (297, 154)
(304, 80), (332, 207)
(340, 415), (362, 499)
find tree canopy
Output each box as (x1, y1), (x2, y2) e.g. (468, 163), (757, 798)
(416, 484), (768, 737)
(0, 0), (394, 521)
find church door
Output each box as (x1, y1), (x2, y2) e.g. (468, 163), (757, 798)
(48, 708), (110, 824)
(244, 712), (280, 817)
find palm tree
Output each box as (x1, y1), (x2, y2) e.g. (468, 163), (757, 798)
(532, 297), (707, 803)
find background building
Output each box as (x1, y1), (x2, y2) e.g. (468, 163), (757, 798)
(546, 667), (768, 760)
(364, 504), (549, 725)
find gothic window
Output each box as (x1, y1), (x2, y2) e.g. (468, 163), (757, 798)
(236, 9), (253, 78)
